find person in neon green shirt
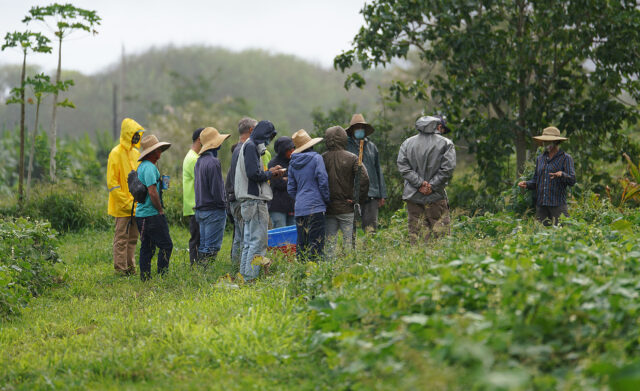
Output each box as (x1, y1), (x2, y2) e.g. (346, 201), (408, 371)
(182, 128), (203, 264)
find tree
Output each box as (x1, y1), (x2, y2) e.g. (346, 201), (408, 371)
(23, 3), (100, 182)
(23, 73), (74, 197)
(335, 0), (640, 188)
(2, 31), (51, 206)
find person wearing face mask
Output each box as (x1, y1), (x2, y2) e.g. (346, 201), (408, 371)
(346, 114), (387, 233)
(107, 118), (145, 276)
(194, 127), (231, 266)
(235, 120), (284, 282)
(397, 115), (456, 244)
(183, 127), (204, 265)
(518, 127), (576, 226)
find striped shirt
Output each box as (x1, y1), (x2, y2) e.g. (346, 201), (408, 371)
(526, 149), (576, 206)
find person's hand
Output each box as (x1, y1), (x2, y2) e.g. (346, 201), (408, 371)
(518, 181), (527, 189)
(346, 199), (353, 204)
(549, 171), (563, 179)
(269, 165), (283, 177)
(378, 198), (385, 207)
(158, 209), (165, 215)
(282, 176), (288, 181)
(419, 181), (432, 195)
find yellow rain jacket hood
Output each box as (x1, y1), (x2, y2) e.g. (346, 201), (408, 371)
(107, 118), (145, 217)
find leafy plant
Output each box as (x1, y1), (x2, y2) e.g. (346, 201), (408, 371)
(0, 217), (61, 317)
(2, 30), (52, 206)
(23, 3), (101, 182)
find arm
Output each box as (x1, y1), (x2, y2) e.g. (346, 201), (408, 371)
(244, 142), (272, 183)
(107, 154), (133, 210)
(561, 155), (576, 186)
(429, 142), (457, 190)
(287, 166), (298, 199)
(316, 156), (331, 204)
(354, 159), (370, 204)
(269, 159), (288, 191)
(396, 141), (423, 190)
(148, 184), (164, 215)
(374, 144), (387, 199)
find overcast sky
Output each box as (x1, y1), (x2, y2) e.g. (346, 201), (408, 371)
(0, 0), (368, 75)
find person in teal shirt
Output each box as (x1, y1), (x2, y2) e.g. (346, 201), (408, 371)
(135, 135), (173, 281)
(182, 128), (203, 264)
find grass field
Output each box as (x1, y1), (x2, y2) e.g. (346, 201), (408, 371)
(2, 204), (640, 390)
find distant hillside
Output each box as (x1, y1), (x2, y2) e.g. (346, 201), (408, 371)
(0, 45), (380, 139)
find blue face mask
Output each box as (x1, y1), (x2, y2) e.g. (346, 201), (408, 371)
(354, 129), (366, 139)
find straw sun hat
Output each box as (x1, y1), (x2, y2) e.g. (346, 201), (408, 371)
(138, 135), (171, 161)
(292, 129), (323, 154)
(345, 113), (374, 137)
(533, 127), (568, 145)
(199, 127), (230, 155)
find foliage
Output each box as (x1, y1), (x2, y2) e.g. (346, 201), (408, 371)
(2, 201), (640, 388)
(23, 2), (101, 182)
(335, 0), (640, 192)
(0, 217), (61, 318)
(1, 182), (111, 233)
(608, 153), (640, 208)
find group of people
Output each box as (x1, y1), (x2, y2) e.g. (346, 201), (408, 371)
(107, 113), (576, 282)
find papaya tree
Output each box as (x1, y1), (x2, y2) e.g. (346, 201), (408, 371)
(2, 31), (51, 206)
(335, 0), (640, 188)
(23, 3), (100, 182)
(23, 73), (74, 197)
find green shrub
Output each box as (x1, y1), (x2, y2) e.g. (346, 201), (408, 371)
(0, 217), (61, 318)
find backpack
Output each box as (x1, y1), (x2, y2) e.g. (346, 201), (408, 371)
(126, 169), (148, 232)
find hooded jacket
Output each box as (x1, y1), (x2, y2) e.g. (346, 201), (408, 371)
(268, 137), (295, 214)
(397, 116), (456, 204)
(107, 118), (144, 217)
(235, 120), (277, 201)
(346, 137), (387, 199)
(322, 126), (370, 215)
(288, 150), (330, 216)
(195, 149), (226, 211)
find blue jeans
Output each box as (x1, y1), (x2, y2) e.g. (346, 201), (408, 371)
(270, 211), (295, 228)
(230, 201), (244, 266)
(136, 214), (173, 281)
(240, 200), (269, 281)
(195, 208), (227, 255)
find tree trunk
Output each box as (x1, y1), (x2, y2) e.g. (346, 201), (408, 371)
(27, 99), (40, 199)
(515, 0), (528, 176)
(18, 52), (26, 207)
(49, 36), (62, 182)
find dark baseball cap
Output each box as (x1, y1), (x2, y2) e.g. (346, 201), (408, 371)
(192, 127), (205, 141)
(435, 115), (451, 134)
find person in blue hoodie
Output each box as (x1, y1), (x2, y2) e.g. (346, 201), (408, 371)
(194, 127), (231, 266)
(234, 120), (284, 281)
(268, 136), (296, 228)
(287, 129), (330, 262)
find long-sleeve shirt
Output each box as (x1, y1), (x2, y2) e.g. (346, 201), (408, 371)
(526, 149), (576, 207)
(194, 150), (226, 210)
(346, 137), (387, 199)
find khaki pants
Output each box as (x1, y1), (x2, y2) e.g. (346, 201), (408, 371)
(406, 199), (450, 244)
(113, 217), (139, 273)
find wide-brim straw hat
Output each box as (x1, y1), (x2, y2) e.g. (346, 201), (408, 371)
(533, 126), (568, 145)
(138, 134), (171, 161)
(199, 127), (230, 155)
(346, 113), (374, 137)
(292, 129), (323, 154)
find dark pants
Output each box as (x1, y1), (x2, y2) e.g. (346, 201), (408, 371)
(361, 198), (379, 232)
(536, 205), (569, 226)
(296, 212), (326, 262)
(188, 215), (200, 265)
(136, 214), (173, 281)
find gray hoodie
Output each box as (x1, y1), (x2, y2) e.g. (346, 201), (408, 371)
(397, 116), (456, 204)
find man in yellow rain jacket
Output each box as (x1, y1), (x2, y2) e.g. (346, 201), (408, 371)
(107, 118), (145, 275)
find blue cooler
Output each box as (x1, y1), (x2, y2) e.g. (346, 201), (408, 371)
(268, 225), (297, 247)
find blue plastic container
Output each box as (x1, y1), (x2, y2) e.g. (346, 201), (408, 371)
(268, 225), (297, 247)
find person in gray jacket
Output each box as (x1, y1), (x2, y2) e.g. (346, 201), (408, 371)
(397, 115), (456, 244)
